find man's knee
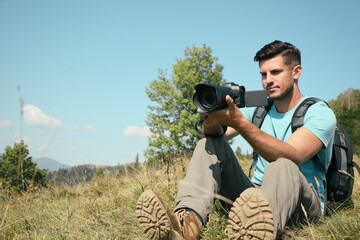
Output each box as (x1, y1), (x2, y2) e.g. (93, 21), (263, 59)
(195, 137), (228, 154)
(195, 136), (224, 146)
(265, 158), (299, 177)
(196, 137), (207, 148)
(269, 158), (297, 168)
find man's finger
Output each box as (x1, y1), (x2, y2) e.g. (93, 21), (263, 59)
(226, 95), (235, 107)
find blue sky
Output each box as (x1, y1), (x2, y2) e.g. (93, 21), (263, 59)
(1, 0), (359, 166)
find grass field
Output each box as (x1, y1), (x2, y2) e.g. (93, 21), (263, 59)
(1, 154), (359, 239)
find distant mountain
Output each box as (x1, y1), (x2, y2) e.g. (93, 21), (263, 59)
(33, 157), (70, 171)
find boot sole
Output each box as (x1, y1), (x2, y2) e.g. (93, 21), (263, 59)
(226, 188), (275, 240)
(136, 190), (183, 240)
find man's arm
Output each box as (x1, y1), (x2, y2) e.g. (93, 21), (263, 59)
(224, 127), (239, 141)
(233, 117), (323, 165)
(206, 95), (323, 166)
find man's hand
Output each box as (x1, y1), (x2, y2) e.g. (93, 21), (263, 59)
(206, 95), (244, 129)
(200, 95), (244, 138)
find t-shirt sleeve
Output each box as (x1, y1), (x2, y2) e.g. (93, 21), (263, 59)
(302, 101), (336, 148)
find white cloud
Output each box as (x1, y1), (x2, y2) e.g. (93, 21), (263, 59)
(23, 105), (62, 130)
(84, 125), (99, 133)
(0, 120), (12, 128)
(37, 145), (49, 153)
(123, 126), (151, 139)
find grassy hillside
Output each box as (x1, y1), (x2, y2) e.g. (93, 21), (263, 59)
(1, 155), (359, 239)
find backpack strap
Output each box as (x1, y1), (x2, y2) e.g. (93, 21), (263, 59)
(290, 98), (329, 174)
(353, 162), (360, 175)
(333, 124), (350, 172)
(291, 97), (324, 132)
(291, 97), (331, 208)
(249, 99), (273, 178)
(252, 99), (274, 129)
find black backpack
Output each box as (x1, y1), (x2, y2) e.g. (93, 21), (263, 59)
(251, 97), (360, 203)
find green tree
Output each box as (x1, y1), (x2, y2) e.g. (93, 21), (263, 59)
(0, 141), (48, 192)
(135, 153), (139, 168)
(93, 169), (104, 179)
(145, 44), (225, 162)
(235, 147), (244, 160)
(328, 88), (360, 155)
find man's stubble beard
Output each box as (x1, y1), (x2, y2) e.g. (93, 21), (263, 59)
(269, 83), (294, 101)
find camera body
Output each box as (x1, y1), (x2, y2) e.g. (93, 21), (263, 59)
(192, 82), (268, 113)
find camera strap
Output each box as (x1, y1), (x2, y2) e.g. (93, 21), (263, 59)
(194, 116), (206, 137)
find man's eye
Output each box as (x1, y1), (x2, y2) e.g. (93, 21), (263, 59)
(271, 70), (281, 75)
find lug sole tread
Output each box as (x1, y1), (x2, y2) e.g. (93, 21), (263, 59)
(226, 188), (275, 240)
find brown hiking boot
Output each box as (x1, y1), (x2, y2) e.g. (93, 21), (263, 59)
(136, 190), (202, 240)
(174, 209), (202, 239)
(226, 188), (275, 240)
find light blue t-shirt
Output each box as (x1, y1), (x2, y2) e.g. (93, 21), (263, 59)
(240, 96), (336, 211)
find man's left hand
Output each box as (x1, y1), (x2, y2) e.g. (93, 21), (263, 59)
(206, 95), (244, 129)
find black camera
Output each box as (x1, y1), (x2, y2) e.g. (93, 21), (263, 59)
(192, 82), (268, 113)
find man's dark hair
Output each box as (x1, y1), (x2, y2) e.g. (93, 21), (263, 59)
(254, 40), (301, 68)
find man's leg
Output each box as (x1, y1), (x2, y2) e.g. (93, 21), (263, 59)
(260, 158), (322, 237)
(175, 137), (255, 224)
(137, 137), (255, 239)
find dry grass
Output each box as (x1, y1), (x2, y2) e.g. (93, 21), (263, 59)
(0, 157), (188, 239)
(0, 155), (359, 239)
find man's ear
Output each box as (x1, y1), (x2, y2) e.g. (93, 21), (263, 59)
(292, 65), (302, 80)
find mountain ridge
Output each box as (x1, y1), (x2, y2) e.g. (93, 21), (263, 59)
(33, 157), (70, 171)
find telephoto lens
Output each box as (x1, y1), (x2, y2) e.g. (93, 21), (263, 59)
(192, 82), (245, 113)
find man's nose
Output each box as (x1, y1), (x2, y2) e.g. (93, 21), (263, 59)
(264, 74), (274, 84)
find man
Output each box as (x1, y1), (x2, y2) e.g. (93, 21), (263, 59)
(136, 40), (336, 239)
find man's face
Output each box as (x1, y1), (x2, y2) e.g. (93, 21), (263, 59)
(259, 55), (298, 100)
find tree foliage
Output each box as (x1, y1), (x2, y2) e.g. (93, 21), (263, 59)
(235, 147), (244, 160)
(135, 153), (140, 168)
(328, 88), (360, 155)
(47, 164), (127, 185)
(0, 141), (48, 192)
(145, 45), (225, 162)
(235, 146), (251, 160)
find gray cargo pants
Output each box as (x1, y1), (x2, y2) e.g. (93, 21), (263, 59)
(174, 137), (321, 237)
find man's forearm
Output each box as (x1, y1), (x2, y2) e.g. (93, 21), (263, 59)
(223, 127), (239, 141)
(234, 117), (303, 165)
